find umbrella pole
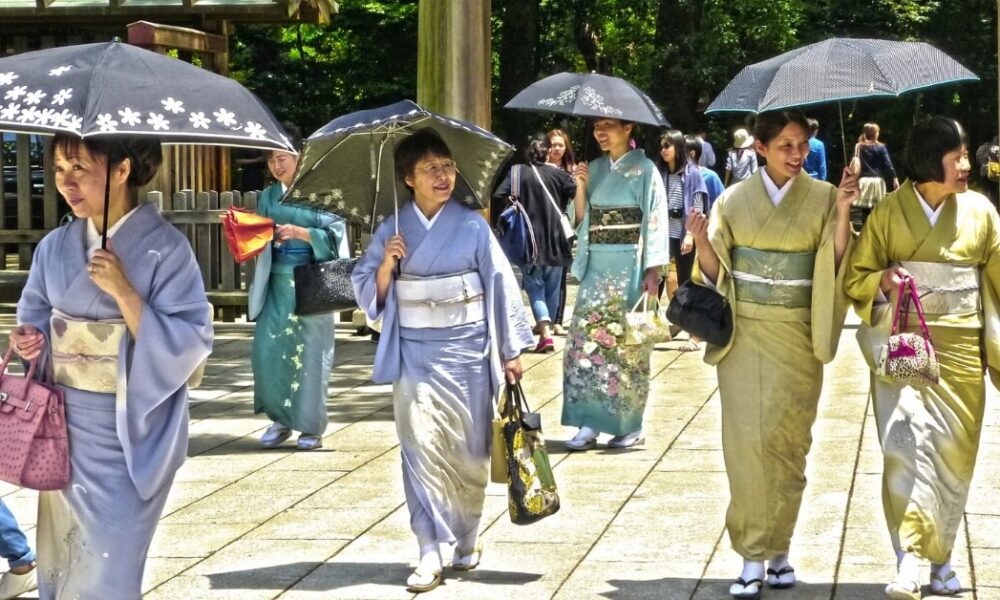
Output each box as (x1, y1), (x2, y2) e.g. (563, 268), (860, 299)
(101, 160), (112, 250)
(839, 101), (848, 168)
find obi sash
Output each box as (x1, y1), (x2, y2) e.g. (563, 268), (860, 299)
(396, 271), (485, 329)
(588, 206), (642, 244)
(900, 261), (981, 323)
(731, 247), (816, 309)
(50, 309), (124, 393)
(50, 310), (206, 394)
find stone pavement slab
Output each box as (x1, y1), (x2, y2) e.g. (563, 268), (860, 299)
(0, 304), (996, 599)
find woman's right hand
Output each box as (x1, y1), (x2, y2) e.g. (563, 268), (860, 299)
(10, 325), (45, 361)
(686, 208), (709, 243)
(880, 265), (910, 294)
(380, 235), (407, 272)
(573, 162), (589, 188)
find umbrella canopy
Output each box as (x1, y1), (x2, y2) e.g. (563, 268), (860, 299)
(705, 38), (979, 114)
(0, 41), (292, 151)
(283, 100), (514, 232)
(504, 72), (669, 127)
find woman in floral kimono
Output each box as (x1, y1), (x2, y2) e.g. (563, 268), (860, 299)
(251, 127), (348, 451)
(11, 135), (213, 599)
(687, 111), (856, 599)
(352, 129), (533, 593)
(845, 117), (997, 599)
(561, 118), (669, 451)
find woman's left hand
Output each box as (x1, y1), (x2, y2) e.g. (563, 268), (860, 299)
(836, 166), (860, 210)
(88, 241), (135, 300)
(275, 224), (309, 242)
(504, 357), (524, 384)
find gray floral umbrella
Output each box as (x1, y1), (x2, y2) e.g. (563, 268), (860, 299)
(283, 100), (513, 233)
(504, 72), (669, 127)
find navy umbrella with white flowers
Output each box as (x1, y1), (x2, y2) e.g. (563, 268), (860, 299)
(504, 72), (669, 127)
(0, 41), (292, 151)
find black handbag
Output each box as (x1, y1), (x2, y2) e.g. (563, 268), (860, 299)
(666, 280), (734, 347)
(293, 257), (360, 315)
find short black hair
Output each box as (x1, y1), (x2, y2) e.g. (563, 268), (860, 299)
(684, 134), (702, 162)
(807, 118), (819, 134)
(751, 110), (810, 145)
(903, 117), (968, 184)
(394, 128), (452, 192)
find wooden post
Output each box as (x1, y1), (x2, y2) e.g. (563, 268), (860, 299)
(417, 0), (493, 217)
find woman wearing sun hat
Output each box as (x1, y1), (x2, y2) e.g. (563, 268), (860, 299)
(725, 128), (759, 187)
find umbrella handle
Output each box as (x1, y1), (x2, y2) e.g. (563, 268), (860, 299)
(101, 159), (111, 250)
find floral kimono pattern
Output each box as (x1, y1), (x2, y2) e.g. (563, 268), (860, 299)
(562, 150), (669, 436)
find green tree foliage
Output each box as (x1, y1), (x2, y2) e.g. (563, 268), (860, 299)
(233, 0), (996, 175)
(229, 1), (418, 136)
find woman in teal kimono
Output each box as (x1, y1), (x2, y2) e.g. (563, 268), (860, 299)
(251, 132), (348, 450)
(562, 118), (669, 450)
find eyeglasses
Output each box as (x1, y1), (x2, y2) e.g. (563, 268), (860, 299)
(416, 160), (457, 177)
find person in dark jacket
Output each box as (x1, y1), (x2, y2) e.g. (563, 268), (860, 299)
(492, 138), (577, 352)
(850, 122), (899, 232)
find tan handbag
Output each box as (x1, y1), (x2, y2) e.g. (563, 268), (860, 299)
(623, 292), (672, 346)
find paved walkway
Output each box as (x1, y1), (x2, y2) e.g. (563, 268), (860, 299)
(1, 306), (999, 599)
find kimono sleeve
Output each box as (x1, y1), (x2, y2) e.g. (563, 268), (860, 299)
(979, 203), (1000, 389)
(844, 202), (891, 324)
(475, 220), (534, 363)
(640, 167), (669, 271)
(16, 233), (54, 339)
(305, 210), (348, 262)
(809, 186), (851, 363)
(122, 236), (213, 499)
(351, 218), (394, 323)
(691, 189), (738, 365)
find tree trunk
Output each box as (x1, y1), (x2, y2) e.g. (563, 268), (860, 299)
(495, 0), (538, 156)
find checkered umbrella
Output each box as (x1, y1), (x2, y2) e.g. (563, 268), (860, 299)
(706, 38), (978, 114)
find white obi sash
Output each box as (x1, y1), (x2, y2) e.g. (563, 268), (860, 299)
(396, 271), (485, 329)
(50, 310), (205, 394)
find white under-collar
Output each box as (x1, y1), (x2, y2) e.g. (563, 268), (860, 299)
(912, 186), (945, 226)
(760, 168), (794, 207)
(86, 206), (139, 259)
(609, 149), (634, 170)
(412, 201), (443, 231)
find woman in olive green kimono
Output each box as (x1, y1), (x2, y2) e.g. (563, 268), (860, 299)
(687, 111), (857, 599)
(845, 117), (999, 600)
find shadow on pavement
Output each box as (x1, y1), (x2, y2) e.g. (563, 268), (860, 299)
(604, 578), (893, 599)
(206, 562), (542, 590)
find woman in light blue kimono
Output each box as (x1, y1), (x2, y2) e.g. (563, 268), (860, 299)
(11, 135), (213, 599)
(562, 117), (669, 451)
(352, 129), (534, 593)
(251, 131), (348, 451)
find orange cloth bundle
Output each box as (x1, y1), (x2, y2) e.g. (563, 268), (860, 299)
(221, 207), (274, 263)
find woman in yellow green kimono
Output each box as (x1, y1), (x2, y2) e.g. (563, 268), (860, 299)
(845, 117), (997, 600)
(687, 110), (856, 599)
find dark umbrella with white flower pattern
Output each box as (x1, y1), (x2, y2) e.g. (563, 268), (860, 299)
(0, 40), (293, 246)
(504, 72), (670, 127)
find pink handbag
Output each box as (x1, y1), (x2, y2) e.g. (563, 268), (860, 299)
(0, 348), (69, 490)
(882, 276), (940, 388)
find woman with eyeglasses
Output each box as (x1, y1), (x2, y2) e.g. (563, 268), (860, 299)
(562, 117), (670, 451)
(352, 128), (534, 593)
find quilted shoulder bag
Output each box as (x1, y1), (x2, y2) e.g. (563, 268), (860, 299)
(0, 348), (69, 491)
(624, 292), (672, 346)
(879, 276), (939, 387)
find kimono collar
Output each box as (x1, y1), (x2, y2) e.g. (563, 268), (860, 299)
(609, 148), (643, 171)
(760, 168), (795, 207)
(912, 185), (946, 226)
(411, 200), (445, 230)
(85, 205), (140, 259)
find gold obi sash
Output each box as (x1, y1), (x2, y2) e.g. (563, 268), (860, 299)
(396, 272), (485, 329)
(588, 206), (642, 244)
(731, 247), (815, 309)
(50, 310), (206, 393)
(900, 261), (980, 323)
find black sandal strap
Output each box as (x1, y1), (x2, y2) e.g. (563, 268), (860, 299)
(766, 566), (795, 576)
